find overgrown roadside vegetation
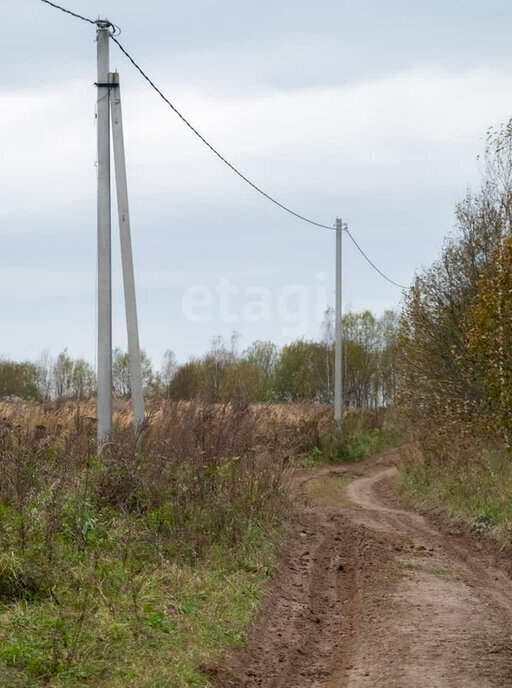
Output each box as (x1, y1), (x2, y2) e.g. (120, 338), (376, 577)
(397, 120), (512, 548)
(396, 443), (512, 543)
(0, 401), (401, 687)
(301, 407), (405, 466)
(0, 402), (289, 687)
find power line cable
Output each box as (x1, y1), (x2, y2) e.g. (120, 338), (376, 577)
(110, 34), (335, 233)
(40, 0), (98, 25)
(39, 1), (122, 35)
(39, 1), (335, 232)
(39, 0), (408, 290)
(344, 228), (406, 289)
(111, 34), (408, 290)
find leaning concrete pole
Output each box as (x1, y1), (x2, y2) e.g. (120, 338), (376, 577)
(109, 71), (145, 433)
(96, 22), (112, 444)
(334, 218), (343, 428)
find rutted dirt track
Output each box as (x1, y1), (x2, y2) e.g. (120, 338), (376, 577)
(208, 448), (512, 687)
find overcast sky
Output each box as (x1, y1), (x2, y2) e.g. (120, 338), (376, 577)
(2, 0), (512, 367)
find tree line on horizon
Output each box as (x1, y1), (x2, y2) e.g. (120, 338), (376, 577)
(0, 309), (398, 407)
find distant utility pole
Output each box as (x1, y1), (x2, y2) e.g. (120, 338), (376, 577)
(334, 217), (343, 429)
(96, 21), (112, 444)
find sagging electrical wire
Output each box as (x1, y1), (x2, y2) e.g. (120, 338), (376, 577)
(110, 34), (407, 289)
(40, 0), (98, 25)
(109, 33), (336, 233)
(40, 0), (407, 290)
(344, 228), (407, 289)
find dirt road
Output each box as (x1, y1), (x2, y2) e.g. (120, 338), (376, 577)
(208, 448), (512, 687)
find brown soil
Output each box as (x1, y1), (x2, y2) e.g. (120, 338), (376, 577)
(207, 448), (512, 687)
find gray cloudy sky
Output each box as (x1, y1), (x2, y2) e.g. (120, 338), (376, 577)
(2, 0), (512, 367)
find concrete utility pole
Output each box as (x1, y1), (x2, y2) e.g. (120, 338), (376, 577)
(334, 218), (343, 428)
(96, 21), (112, 444)
(109, 72), (145, 432)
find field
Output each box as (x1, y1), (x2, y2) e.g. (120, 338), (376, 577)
(0, 399), (401, 687)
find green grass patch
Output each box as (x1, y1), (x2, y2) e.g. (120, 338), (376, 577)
(307, 473), (353, 507)
(396, 446), (512, 547)
(377, 561), (423, 587)
(0, 501), (283, 688)
(301, 408), (406, 466)
(397, 562), (422, 571)
(377, 565), (402, 587)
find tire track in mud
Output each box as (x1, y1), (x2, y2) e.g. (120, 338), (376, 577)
(207, 449), (512, 688)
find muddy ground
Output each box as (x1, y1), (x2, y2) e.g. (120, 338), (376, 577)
(207, 448), (512, 687)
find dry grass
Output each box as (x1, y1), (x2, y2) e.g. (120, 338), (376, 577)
(0, 400), (293, 686)
(306, 473), (353, 508)
(0, 399), (403, 686)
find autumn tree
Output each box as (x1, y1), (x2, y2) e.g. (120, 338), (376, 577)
(158, 349), (178, 398)
(321, 308), (398, 407)
(462, 236), (512, 441)
(112, 347), (154, 398)
(242, 340), (278, 401)
(0, 360), (40, 399)
(220, 359), (267, 402)
(52, 350), (95, 399)
(399, 120), (512, 444)
(167, 360), (203, 400)
(272, 340), (327, 401)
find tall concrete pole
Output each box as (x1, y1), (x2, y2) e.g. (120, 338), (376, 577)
(109, 72), (145, 433)
(334, 218), (343, 427)
(96, 22), (112, 444)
